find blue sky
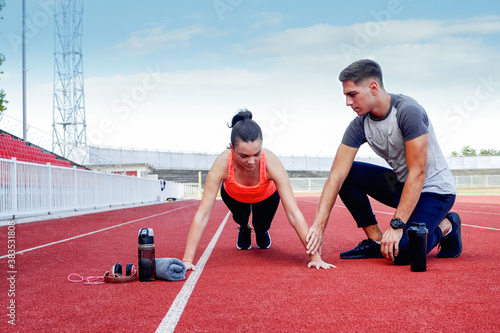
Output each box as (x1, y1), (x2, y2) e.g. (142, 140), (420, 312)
(1, 0), (500, 157)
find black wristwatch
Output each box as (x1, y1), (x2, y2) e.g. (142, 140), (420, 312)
(390, 217), (406, 229)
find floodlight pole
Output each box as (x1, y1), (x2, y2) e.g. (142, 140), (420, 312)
(52, 0), (87, 158)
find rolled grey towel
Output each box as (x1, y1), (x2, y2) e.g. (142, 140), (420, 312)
(155, 258), (186, 281)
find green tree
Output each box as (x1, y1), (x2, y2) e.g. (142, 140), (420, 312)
(480, 149), (500, 156)
(451, 146), (499, 157)
(461, 145), (477, 156)
(0, 0), (7, 114)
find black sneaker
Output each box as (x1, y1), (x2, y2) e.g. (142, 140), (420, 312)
(437, 212), (462, 258)
(237, 226), (252, 250)
(340, 239), (383, 259)
(256, 230), (271, 249)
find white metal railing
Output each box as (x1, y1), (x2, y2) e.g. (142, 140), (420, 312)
(454, 175), (500, 188)
(289, 178), (328, 193)
(0, 158), (184, 220)
(182, 176), (500, 199)
(85, 145), (500, 171)
(290, 176), (500, 193)
(183, 183), (202, 199)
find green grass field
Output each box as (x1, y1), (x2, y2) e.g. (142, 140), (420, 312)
(456, 188), (500, 195)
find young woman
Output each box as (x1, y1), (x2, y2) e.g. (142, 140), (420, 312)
(182, 109), (334, 271)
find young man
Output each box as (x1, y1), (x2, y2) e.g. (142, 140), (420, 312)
(306, 59), (462, 264)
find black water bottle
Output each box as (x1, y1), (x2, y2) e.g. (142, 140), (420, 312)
(138, 228), (156, 281)
(407, 222), (428, 272)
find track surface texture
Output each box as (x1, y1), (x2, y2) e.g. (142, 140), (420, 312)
(1, 194), (499, 332)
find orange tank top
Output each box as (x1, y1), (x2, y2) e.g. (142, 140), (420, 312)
(224, 150), (277, 204)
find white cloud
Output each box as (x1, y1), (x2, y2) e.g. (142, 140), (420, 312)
(236, 23), (343, 55)
(439, 15), (500, 35)
(231, 16), (500, 101)
(80, 66), (345, 155)
(111, 24), (216, 56)
(76, 15), (500, 156)
(6, 15), (498, 157)
(236, 16), (500, 58)
(251, 12), (288, 29)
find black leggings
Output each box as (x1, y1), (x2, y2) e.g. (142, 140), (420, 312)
(220, 182), (280, 232)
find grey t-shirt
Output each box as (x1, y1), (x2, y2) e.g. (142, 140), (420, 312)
(342, 93), (456, 195)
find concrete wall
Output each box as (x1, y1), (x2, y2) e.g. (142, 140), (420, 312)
(86, 145), (500, 172)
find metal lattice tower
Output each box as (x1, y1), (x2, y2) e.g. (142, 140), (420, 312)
(52, 0), (86, 158)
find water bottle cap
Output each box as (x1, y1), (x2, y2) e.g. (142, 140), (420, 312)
(138, 228), (154, 244)
(409, 222), (426, 229)
(407, 222), (428, 236)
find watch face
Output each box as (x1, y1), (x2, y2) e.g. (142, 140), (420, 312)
(391, 218), (404, 229)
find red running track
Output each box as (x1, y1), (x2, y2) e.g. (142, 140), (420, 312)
(1, 194), (499, 332)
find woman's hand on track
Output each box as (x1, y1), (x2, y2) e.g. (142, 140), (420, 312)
(183, 261), (196, 271)
(307, 259), (336, 270)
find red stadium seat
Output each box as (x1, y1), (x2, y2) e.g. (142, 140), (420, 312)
(0, 134), (74, 167)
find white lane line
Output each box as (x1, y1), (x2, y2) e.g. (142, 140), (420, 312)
(0, 203), (199, 259)
(300, 200), (395, 215)
(298, 201), (500, 230)
(462, 224), (500, 231)
(156, 211), (231, 333)
(454, 209), (500, 216)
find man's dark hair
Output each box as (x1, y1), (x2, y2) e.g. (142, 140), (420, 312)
(338, 59), (384, 87)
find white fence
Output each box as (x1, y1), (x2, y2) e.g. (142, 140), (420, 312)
(183, 183), (202, 199)
(2, 157), (495, 221)
(85, 145), (500, 172)
(454, 175), (500, 188)
(182, 175), (500, 199)
(289, 178), (329, 193)
(0, 158), (184, 221)
(290, 176), (500, 193)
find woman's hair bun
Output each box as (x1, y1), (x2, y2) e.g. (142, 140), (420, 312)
(229, 109), (252, 128)
(228, 109), (262, 146)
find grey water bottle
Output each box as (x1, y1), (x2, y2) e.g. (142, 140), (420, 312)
(138, 228), (156, 281)
(407, 222), (428, 272)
